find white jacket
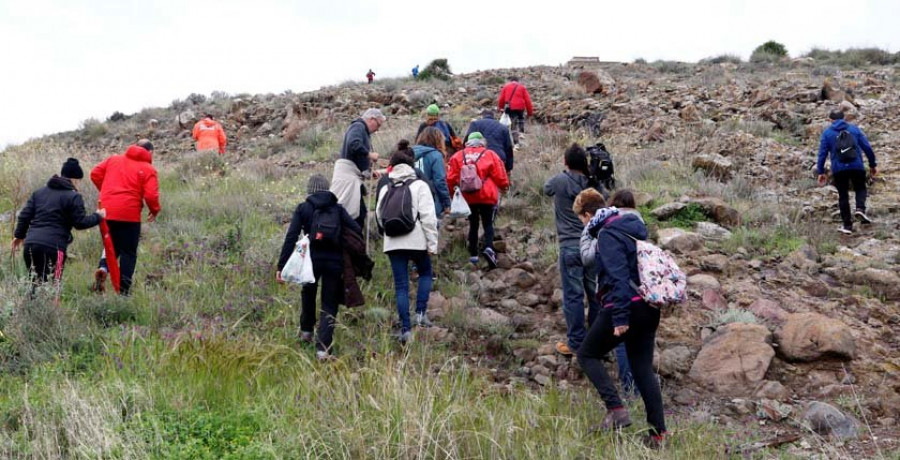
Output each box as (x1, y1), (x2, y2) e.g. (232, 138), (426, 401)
(376, 164), (439, 254)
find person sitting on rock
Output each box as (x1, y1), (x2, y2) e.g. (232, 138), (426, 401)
(416, 104), (458, 152)
(543, 144), (600, 358)
(579, 203), (668, 448)
(465, 110), (514, 172)
(816, 109), (878, 235)
(192, 113), (227, 154)
(446, 132), (509, 269)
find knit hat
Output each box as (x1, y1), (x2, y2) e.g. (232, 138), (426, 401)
(468, 132), (484, 140)
(60, 158), (84, 179)
(829, 110), (845, 120)
(307, 174), (330, 195)
(465, 132), (486, 148)
(426, 104), (440, 116)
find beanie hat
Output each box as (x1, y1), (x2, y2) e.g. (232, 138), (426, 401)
(829, 110), (845, 120)
(465, 132), (486, 148)
(60, 158), (84, 179)
(468, 132), (484, 140)
(307, 174), (330, 195)
(426, 104), (440, 116)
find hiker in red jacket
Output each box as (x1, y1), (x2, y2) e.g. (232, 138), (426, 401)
(497, 76), (534, 146)
(192, 114), (227, 154)
(366, 69), (375, 84)
(90, 139), (161, 295)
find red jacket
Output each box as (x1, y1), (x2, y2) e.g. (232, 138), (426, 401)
(446, 146), (510, 206)
(498, 82), (534, 116)
(91, 145), (161, 222)
(192, 118), (227, 154)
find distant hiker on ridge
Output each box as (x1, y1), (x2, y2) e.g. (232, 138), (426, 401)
(333, 108), (385, 229)
(366, 69), (375, 84)
(465, 110), (514, 172)
(416, 104), (459, 152)
(817, 109), (878, 235)
(497, 76), (534, 146)
(90, 139), (161, 296)
(12, 158), (105, 291)
(412, 65), (419, 79)
(192, 113), (227, 155)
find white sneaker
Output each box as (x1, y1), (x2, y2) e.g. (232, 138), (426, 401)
(854, 210), (872, 224)
(838, 226), (853, 235)
(415, 313), (433, 327)
(316, 350), (333, 361)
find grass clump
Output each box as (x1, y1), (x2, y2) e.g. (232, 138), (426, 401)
(700, 54), (742, 65)
(419, 58), (453, 81)
(710, 308), (759, 327)
(718, 225), (805, 258)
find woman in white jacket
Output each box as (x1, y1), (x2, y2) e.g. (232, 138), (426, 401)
(376, 141), (439, 343)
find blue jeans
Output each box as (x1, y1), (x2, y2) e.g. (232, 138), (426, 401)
(558, 246), (600, 351)
(388, 250), (434, 333)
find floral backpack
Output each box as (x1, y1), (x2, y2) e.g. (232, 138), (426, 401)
(629, 238), (687, 307)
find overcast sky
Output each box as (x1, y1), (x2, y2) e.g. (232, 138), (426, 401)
(1, 0), (898, 149)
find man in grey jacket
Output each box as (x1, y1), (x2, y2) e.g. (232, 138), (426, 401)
(543, 144), (601, 356)
(339, 108), (385, 228)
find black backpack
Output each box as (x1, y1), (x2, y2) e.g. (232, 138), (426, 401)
(309, 206), (342, 247)
(378, 179), (418, 237)
(833, 130), (859, 163)
(587, 142), (616, 191)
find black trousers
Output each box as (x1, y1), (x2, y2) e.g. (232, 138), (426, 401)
(467, 204), (496, 257)
(832, 169), (867, 228)
(356, 184), (368, 230)
(24, 243), (65, 285)
(300, 260), (343, 353)
(577, 300), (667, 436)
(507, 109), (526, 143)
(99, 220), (141, 295)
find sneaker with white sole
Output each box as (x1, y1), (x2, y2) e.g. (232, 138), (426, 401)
(316, 350), (333, 361)
(854, 209), (872, 224)
(415, 313), (433, 328)
(298, 330), (313, 343)
(469, 256), (479, 266)
(483, 248), (498, 269)
(399, 330), (412, 344)
(838, 226), (854, 235)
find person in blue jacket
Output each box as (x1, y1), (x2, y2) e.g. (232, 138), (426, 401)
(466, 110), (514, 172)
(413, 126), (452, 218)
(816, 110), (878, 234)
(412, 65), (419, 79)
(416, 104), (457, 152)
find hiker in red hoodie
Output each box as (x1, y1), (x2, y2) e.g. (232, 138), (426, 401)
(446, 132), (509, 269)
(90, 139), (161, 295)
(192, 113), (227, 154)
(497, 76), (534, 146)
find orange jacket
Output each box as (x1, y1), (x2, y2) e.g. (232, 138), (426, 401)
(192, 118), (227, 154)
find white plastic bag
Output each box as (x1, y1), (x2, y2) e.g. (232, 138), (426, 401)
(499, 112), (511, 127)
(448, 187), (471, 219)
(281, 234), (315, 285)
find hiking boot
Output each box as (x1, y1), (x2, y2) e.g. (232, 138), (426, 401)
(589, 408), (632, 433)
(838, 226), (854, 235)
(298, 330), (313, 343)
(468, 256), (479, 266)
(555, 341), (574, 356)
(415, 313), (433, 328)
(854, 209), (872, 224)
(483, 248), (498, 269)
(91, 268), (107, 293)
(643, 432), (667, 450)
(399, 330), (412, 344)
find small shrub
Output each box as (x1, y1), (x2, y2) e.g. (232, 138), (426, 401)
(633, 58), (647, 65)
(712, 308), (759, 326)
(665, 203), (708, 229)
(652, 60), (692, 74)
(752, 41), (788, 61)
(701, 54), (742, 65)
(419, 58), (452, 81)
(186, 93), (207, 105)
(81, 296), (140, 327)
(80, 118), (108, 141)
(107, 111), (129, 122)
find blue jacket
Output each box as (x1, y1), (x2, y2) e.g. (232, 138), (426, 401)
(816, 120), (876, 175)
(413, 145), (452, 216)
(466, 116), (514, 171)
(417, 120), (457, 151)
(589, 213), (648, 328)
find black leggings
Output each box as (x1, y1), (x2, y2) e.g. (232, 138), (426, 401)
(99, 220), (141, 295)
(300, 260), (343, 352)
(24, 243), (65, 285)
(832, 169), (867, 228)
(467, 204), (496, 256)
(577, 300), (667, 435)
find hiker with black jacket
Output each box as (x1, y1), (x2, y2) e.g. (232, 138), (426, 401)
(465, 110), (514, 172)
(816, 109), (878, 234)
(277, 174), (362, 361)
(376, 142), (439, 344)
(578, 206), (668, 448)
(12, 158), (105, 288)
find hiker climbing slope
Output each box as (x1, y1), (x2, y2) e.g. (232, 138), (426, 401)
(497, 76), (534, 146)
(192, 113), (227, 154)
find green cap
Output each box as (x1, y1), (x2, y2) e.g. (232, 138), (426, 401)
(426, 104), (440, 116)
(468, 132), (484, 140)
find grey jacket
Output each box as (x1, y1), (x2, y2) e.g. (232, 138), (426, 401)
(543, 171), (591, 248)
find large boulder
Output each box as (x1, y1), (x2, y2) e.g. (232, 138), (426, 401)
(854, 268), (900, 299)
(175, 109), (197, 129)
(658, 228), (703, 254)
(775, 312), (855, 361)
(650, 202), (686, 220)
(687, 197), (741, 228)
(577, 70), (615, 95)
(802, 401), (859, 440)
(695, 222), (732, 241)
(688, 323), (775, 394)
(692, 154), (733, 179)
(658, 345), (693, 378)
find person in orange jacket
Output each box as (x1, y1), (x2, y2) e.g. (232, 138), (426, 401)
(192, 114), (227, 154)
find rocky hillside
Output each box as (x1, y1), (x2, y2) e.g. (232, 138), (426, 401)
(5, 59), (900, 457)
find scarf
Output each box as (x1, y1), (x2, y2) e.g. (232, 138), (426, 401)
(587, 207), (620, 235)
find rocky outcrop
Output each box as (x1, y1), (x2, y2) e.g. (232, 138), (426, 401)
(689, 323), (775, 395)
(775, 313), (855, 362)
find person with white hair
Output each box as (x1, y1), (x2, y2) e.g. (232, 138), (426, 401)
(333, 108), (385, 228)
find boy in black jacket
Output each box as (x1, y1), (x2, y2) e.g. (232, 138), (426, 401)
(12, 158), (105, 287)
(276, 174), (362, 361)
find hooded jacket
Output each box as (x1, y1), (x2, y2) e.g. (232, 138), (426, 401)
(446, 146), (510, 206)
(278, 191), (362, 269)
(376, 164), (439, 254)
(340, 119), (373, 173)
(412, 144), (452, 216)
(14, 175), (101, 252)
(588, 212), (649, 328)
(465, 115), (514, 171)
(544, 171), (592, 248)
(90, 145), (161, 222)
(497, 82), (534, 116)
(192, 118), (227, 154)
(816, 119), (876, 175)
